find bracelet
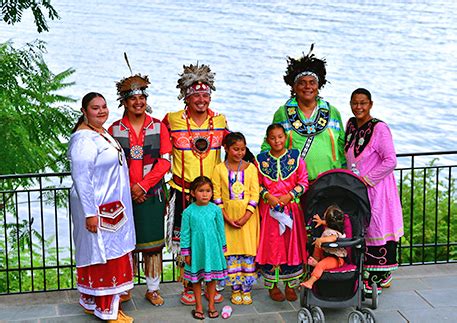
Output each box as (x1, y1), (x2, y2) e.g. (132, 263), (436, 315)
(290, 185), (304, 198)
(260, 187), (269, 199)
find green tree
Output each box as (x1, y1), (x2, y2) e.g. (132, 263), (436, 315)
(1, 0), (59, 33)
(0, 40), (77, 179)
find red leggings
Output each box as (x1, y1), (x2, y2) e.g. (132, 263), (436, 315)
(311, 247), (344, 279)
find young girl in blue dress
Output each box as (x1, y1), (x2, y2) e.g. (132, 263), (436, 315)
(181, 176), (228, 320)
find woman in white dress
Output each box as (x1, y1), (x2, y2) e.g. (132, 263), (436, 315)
(68, 92), (136, 322)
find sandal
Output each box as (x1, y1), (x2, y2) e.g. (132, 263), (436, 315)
(242, 291), (253, 305)
(204, 291), (224, 303)
(208, 309), (219, 319)
(231, 290), (243, 305)
(191, 309), (205, 320)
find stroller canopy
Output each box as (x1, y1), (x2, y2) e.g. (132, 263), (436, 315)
(304, 169), (371, 237)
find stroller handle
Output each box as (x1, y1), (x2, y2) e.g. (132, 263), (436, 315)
(321, 237), (364, 249)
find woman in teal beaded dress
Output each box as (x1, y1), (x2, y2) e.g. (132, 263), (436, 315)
(181, 176), (228, 319)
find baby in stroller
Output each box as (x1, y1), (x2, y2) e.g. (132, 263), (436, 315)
(297, 169), (376, 323)
(301, 205), (346, 289)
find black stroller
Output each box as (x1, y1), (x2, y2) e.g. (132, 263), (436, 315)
(298, 169), (377, 323)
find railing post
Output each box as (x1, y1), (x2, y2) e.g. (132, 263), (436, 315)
(422, 168), (426, 264)
(409, 155), (415, 265)
(434, 168), (439, 263)
(2, 193), (10, 293)
(27, 191), (34, 291)
(398, 169), (403, 265)
(447, 167), (452, 262)
(39, 176), (46, 291)
(14, 192), (22, 292)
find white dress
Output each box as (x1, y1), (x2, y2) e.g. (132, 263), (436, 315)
(68, 130), (135, 267)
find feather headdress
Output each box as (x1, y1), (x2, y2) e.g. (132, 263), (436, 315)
(177, 63), (216, 100)
(116, 53), (151, 111)
(283, 44), (327, 93)
(116, 74), (150, 99)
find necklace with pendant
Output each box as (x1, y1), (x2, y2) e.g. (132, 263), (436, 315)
(186, 109), (214, 161)
(185, 108), (214, 160)
(226, 160), (244, 197)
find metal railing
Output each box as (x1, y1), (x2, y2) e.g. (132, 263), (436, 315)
(1, 151), (456, 295)
(0, 172), (177, 295)
(395, 151), (457, 266)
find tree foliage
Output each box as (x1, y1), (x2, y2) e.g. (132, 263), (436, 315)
(1, 0), (59, 33)
(0, 40), (77, 181)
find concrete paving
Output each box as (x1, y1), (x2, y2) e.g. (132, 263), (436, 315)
(1, 263), (457, 322)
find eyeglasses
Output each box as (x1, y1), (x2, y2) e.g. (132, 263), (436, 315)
(350, 101), (370, 107)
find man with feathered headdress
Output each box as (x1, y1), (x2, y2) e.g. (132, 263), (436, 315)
(261, 44), (346, 182)
(163, 63), (229, 306)
(109, 71), (172, 306)
(259, 45), (346, 302)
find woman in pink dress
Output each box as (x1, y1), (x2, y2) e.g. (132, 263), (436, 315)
(344, 88), (404, 295)
(255, 124), (308, 302)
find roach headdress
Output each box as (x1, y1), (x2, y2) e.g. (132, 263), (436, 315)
(176, 63), (216, 100)
(283, 44), (327, 93)
(116, 53), (151, 107)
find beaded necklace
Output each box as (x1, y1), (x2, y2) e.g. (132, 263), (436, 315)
(225, 159), (244, 197)
(185, 108), (214, 160)
(86, 123), (123, 166)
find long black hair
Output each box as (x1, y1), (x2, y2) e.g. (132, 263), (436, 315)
(71, 92), (106, 133)
(223, 132), (246, 148)
(223, 132), (255, 163)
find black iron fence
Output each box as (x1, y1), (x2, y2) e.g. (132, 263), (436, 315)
(1, 151), (456, 295)
(396, 151), (457, 265)
(0, 172), (178, 295)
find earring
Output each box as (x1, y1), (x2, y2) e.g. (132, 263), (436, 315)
(83, 115), (88, 124)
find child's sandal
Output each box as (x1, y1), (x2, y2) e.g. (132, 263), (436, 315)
(208, 309), (219, 319)
(242, 292), (252, 305)
(191, 309), (205, 320)
(231, 291), (243, 305)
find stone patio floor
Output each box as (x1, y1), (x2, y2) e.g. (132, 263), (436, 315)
(1, 263), (457, 322)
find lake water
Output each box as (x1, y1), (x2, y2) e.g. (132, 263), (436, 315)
(2, 1), (457, 254)
(2, 0), (457, 155)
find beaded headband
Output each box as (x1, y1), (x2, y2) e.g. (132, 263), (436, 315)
(284, 44), (327, 91)
(177, 63), (216, 100)
(293, 71), (319, 84)
(185, 82), (212, 99)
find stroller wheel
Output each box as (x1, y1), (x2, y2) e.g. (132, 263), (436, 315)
(300, 286), (307, 307)
(297, 308), (312, 323)
(311, 306), (325, 323)
(371, 282), (378, 309)
(361, 308), (376, 323)
(348, 310), (367, 323)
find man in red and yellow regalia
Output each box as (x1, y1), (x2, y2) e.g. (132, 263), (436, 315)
(163, 63), (229, 305)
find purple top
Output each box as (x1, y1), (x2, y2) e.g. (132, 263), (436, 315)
(345, 119), (403, 246)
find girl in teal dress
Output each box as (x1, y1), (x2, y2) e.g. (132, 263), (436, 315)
(181, 176), (228, 319)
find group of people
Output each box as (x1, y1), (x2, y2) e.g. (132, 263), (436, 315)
(68, 45), (403, 322)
